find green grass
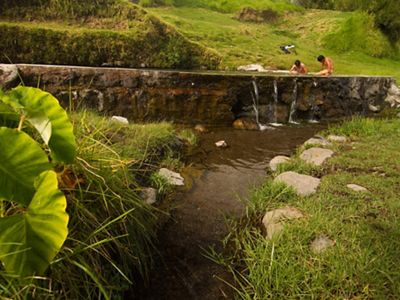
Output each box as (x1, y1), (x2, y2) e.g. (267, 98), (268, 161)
(217, 117), (400, 298)
(147, 7), (400, 80)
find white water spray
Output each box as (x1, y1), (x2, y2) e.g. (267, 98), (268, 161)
(251, 80), (271, 131)
(270, 79), (283, 127)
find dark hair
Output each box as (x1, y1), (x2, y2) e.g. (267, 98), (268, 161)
(317, 55), (325, 62)
(294, 60), (301, 66)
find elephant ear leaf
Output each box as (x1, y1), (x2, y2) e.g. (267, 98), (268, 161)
(0, 170), (69, 276)
(0, 127), (51, 206)
(7, 86), (76, 163)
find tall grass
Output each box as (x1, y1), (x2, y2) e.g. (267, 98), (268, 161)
(0, 111), (182, 299)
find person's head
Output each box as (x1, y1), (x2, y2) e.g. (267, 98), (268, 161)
(317, 55), (325, 62)
(294, 60), (301, 67)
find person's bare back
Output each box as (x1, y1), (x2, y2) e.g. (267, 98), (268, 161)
(290, 60), (308, 74)
(316, 55), (333, 76)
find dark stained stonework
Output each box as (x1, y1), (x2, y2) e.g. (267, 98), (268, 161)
(3, 64), (396, 125)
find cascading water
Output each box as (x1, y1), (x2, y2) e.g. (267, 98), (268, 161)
(270, 79), (282, 127)
(308, 79), (319, 123)
(251, 80), (271, 131)
(288, 78), (299, 124)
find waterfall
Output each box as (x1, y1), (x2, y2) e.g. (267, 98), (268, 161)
(251, 80), (271, 131)
(288, 79), (299, 124)
(269, 79), (282, 127)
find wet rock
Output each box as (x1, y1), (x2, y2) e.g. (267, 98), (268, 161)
(158, 168), (185, 186)
(262, 207), (304, 239)
(194, 124), (208, 133)
(347, 184), (368, 192)
(235, 7), (279, 23)
(304, 137), (331, 147)
(140, 187), (157, 205)
(269, 155), (290, 171)
(327, 135), (347, 143)
(274, 171), (320, 196)
(0, 64), (18, 89)
(111, 116), (129, 124)
(215, 140), (228, 148)
(237, 64), (267, 72)
(300, 147), (334, 166)
(232, 117), (258, 130)
(310, 235), (335, 254)
(80, 89), (105, 111)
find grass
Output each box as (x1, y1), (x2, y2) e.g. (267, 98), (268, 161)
(147, 7), (400, 80)
(216, 116), (400, 298)
(0, 110), (190, 299)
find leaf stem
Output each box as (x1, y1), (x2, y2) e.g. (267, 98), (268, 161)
(17, 115), (26, 131)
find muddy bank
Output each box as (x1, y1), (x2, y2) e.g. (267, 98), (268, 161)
(131, 124), (326, 299)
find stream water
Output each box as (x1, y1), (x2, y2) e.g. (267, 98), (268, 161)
(134, 124), (325, 300)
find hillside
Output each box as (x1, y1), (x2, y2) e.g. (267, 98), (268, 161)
(0, 0), (220, 69)
(146, 5), (400, 79)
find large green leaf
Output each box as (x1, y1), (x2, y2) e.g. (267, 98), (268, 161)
(0, 171), (69, 275)
(6, 86), (76, 163)
(0, 127), (51, 205)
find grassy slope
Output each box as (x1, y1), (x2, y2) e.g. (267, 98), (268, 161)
(216, 117), (400, 298)
(0, 1), (220, 69)
(147, 7), (400, 80)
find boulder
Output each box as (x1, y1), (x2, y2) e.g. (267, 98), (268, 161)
(158, 168), (185, 186)
(0, 64), (18, 90)
(111, 116), (129, 124)
(310, 235), (335, 254)
(327, 135), (347, 143)
(347, 184), (368, 192)
(140, 187), (157, 205)
(262, 207), (304, 239)
(269, 155), (290, 171)
(368, 104), (380, 112)
(300, 147), (334, 166)
(274, 171), (320, 196)
(232, 117), (258, 130)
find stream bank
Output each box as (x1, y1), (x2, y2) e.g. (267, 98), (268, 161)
(133, 124), (326, 299)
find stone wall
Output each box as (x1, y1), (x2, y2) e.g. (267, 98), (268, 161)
(0, 64), (396, 125)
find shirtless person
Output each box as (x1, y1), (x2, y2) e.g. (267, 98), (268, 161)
(316, 55), (333, 76)
(290, 60), (308, 74)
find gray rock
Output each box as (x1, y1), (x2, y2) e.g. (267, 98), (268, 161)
(274, 171), (320, 196)
(368, 104), (380, 112)
(347, 184), (368, 192)
(111, 116), (129, 124)
(140, 187), (157, 205)
(310, 235), (335, 254)
(304, 137), (331, 147)
(158, 168), (185, 186)
(300, 147), (334, 166)
(327, 135), (347, 143)
(0, 64), (18, 89)
(215, 140), (228, 148)
(262, 207), (304, 239)
(385, 83), (400, 108)
(237, 64), (267, 72)
(269, 155), (290, 171)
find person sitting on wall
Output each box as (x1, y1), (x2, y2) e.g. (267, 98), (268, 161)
(316, 55), (334, 76)
(290, 60), (308, 74)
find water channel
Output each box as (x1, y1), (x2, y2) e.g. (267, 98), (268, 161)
(134, 124), (326, 299)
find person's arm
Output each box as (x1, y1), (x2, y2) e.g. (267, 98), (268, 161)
(289, 65), (297, 73)
(303, 65), (308, 74)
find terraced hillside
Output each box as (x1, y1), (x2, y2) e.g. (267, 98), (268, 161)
(0, 0), (220, 69)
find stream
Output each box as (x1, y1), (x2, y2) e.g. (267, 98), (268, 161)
(134, 124), (326, 299)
